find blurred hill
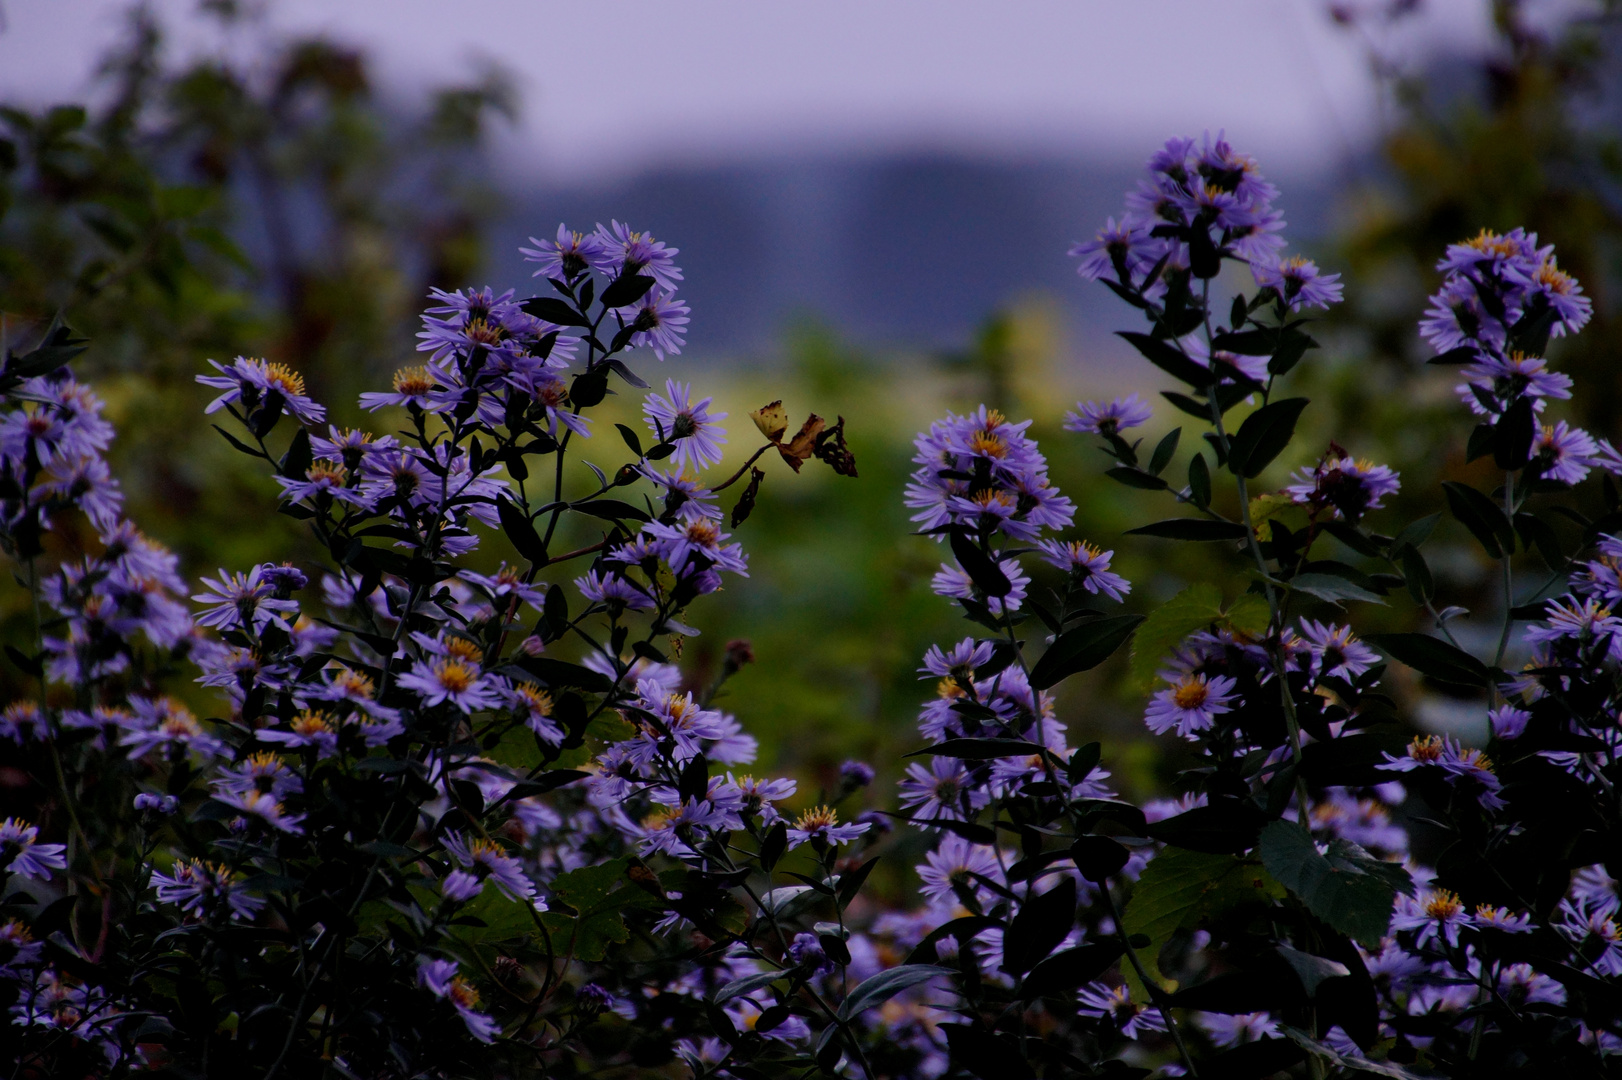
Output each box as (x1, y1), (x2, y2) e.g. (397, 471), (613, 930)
(486, 152), (1344, 358)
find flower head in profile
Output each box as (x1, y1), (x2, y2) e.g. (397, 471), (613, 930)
(1068, 216), (1161, 283)
(151, 859), (263, 921)
(1035, 539), (1131, 601)
(440, 832), (536, 903)
(1251, 254), (1343, 311)
(0, 818), (67, 881)
(197, 357), (326, 426)
(419, 957), (500, 1042)
(786, 805), (869, 849)
(520, 223), (611, 282)
(1063, 393), (1153, 436)
(1076, 983), (1166, 1039)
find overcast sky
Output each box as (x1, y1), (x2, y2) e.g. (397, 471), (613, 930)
(1, 0), (1495, 181)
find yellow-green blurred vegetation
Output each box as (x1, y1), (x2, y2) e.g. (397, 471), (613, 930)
(3, 0), (1620, 806)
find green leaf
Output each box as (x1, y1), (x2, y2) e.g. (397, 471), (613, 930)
(1121, 847), (1282, 996)
(1442, 481), (1514, 560)
(713, 970), (787, 1006)
(1117, 331), (1212, 387)
(1398, 545), (1433, 605)
(538, 858), (661, 962)
(1390, 512), (1441, 552)
(1106, 466), (1169, 491)
(1363, 632), (1491, 690)
(1289, 572), (1386, 607)
(599, 273), (657, 310)
(837, 965), (955, 1019)
(1257, 821), (1408, 948)
(571, 498), (651, 523)
(497, 496), (548, 565)
(1227, 397), (1309, 478)
(949, 529), (1011, 598)
(905, 738), (1057, 761)
(1148, 427), (1182, 476)
(1126, 518), (1249, 542)
(1188, 452), (1212, 508)
(1027, 614), (1143, 690)
(1129, 583), (1223, 688)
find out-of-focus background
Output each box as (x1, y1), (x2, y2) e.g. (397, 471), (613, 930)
(2, 0), (1620, 803)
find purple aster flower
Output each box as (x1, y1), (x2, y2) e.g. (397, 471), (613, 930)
(440, 832), (536, 903)
(0, 701), (44, 743)
(1498, 963), (1567, 1007)
(0, 918), (43, 976)
(276, 458), (370, 506)
(39, 454), (123, 531)
(120, 697), (221, 760)
(1286, 448), (1400, 522)
(1076, 983), (1165, 1039)
(788, 932), (834, 974)
(1530, 420), (1600, 485)
(1490, 704), (1530, 740)
(623, 290), (689, 360)
(214, 751), (303, 800)
(917, 835), (1003, 907)
(359, 365), (442, 412)
(594, 220), (683, 291)
(1393, 888), (1471, 948)
(192, 565), (300, 634)
(504, 682), (563, 744)
(197, 357), (326, 426)
(1068, 215), (1160, 283)
(1185, 335), (1269, 385)
(1473, 904), (1533, 933)
(641, 517), (748, 576)
(1063, 393), (1153, 436)
(721, 774), (797, 824)
(899, 757), (989, 824)
(398, 652), (502, 714)
(574, 568), (656, 613)
(133, 792), (179, 815)
(839, 759), (875, 789)
(1524, 595), (1622, 647)
(1421, 274), (1504, 354)
(1198, 1011), (1282, 1047)
(520, 223), (611, 282)
(151, 859), (264, 921)
(1310, 790), (1408, 856)
(1251, 254), (1343, 310)
(460, 563), (546, 611)
(1298, 620), (1379, 682)
(419, 958), (500, 1043)
(918, 637), (994, 678)
(1509, 252), (1592, 337)
(643, 380), (726, 471)
(786, 805), (868, 849)
(1455, 351), (1572, 419)
(214, 789), (305, 835)
(257, 709), (341, 758)
(0, 818), (67, 881)
(932, 557), (1029, 615)
(1034, 539), (1131, 601)
(1144, 672), (1238, 739)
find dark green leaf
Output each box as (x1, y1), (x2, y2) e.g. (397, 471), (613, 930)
(1289, 572), (1386, 607)
(905, 738), (1057, 761)
(1364, 632), (1490, 690)
(1188, 452), (1212, 508)
(571, 367), (610, 408)
(615, 423), (643, 456)
(1127, 518), (1248, 542)
(1148, 427), (1181, 476)
(1106, 466), (1169, 491)
(1145, 799), (1267, 854)
(277, 427), (312, 479)
(1227, 398), (1309, 478)
(1257, 821), (1408, 947)
(522, 296), (590, 327)
(838, 965), (956, 1019)
(497, 496), (548, 564)
(1020, 941), (1125, 998)
(1028, 614), (1143, 689)
(1442, 481), (1514, 559)
(571, 498), (651, 523)
(1118, 331), (1212, 387)
(1002, 877), (1076, 975)
(1494, 396), (1536, 470)
(1162, 390), (1213, 421)
(949, 529), (1010, 597)
(599, 273), (657, 310)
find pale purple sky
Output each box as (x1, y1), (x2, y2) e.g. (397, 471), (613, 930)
(1, 0), (1494, 180)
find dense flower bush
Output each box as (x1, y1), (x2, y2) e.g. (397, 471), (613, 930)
(3, 134), (1622, 1079)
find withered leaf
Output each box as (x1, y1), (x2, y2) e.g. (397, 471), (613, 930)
(730, 467), (766, 527)
(750, 400), (789, 442)
(814, 415), (858, 477)
(776, 413), (826, 472)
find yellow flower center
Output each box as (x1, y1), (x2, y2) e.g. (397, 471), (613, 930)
(1425, 889), (1462, 921)
(292, 710), (334, 736)
(263, 362), (307, 397)
(392, 366), (435, 395)
(795, 805), (839, 831)
(1408, 735), (1444, 763)
(444, 638), (485, 665)
(967, 432), (1008, 459)
(435, 660), (477, 693)
(1171, 679), (1209, 710)
(306, 459), (347, 485)
(514, 683), (553, 715)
